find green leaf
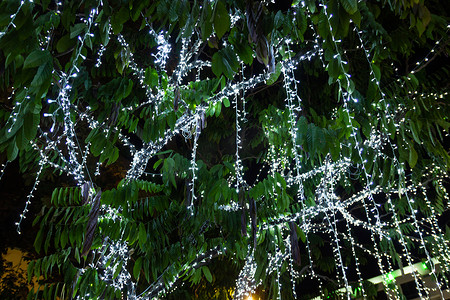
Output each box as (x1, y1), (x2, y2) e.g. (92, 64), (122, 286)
(267, 62), (282, 85)
(215, 101), (222, 117)
(56, 34), (75, 53)
(222, 97), (230, 108)
(138, 223), (147, 249)
(7, 137), (18, 161)
(133, 257), (142, 279)
(213, 1), (230, 39)
(408, 144), (418, 168)
(31, 61), (52, 88)
(70, 23), (86, 39)
(202, 266), (213, 283)
(23, 50), (51, 69)
(372, 63), (381, 83)
(113, 261), (123, 280)
(339, 0), (357, 14)
(211, 52), (223, 77)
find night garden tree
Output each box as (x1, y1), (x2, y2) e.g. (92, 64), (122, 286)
(0, 0), (449, 299)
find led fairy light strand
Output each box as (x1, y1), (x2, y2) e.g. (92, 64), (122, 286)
(38, 1), (61, 50)
(285, 237), (299, 299)
(410, 25), (450, 74)
(280, 39), (329, 297)
(136, 246), (226, 299)
(235, 93), (244, 194)
(187, 115), (201, 214)
(341, 210), (367, 298)
(173, 36), (205, 84)
(141, 15), (173, 72)
(4, 88), (20, 133)
(263, 180), (417, 233)
(234, 249), (258, 300)
(0, 0), (31, 39)
(116, 34), (166, 114)
(126, 113), (196, 180)
(280, 40), (322, 287)
(153, 31), (172, 70)
(79, 110), (137, 157)
(417, 184), (450, 267)
(317, 162), (352, 299)
(317, 3), (401, 294)
(265, 235), (294, 300)
(94, 15), (111, 67)
(15, 160), (45, 234)
(384, 192), (429, 297)
(0, 161), (8, 181)
(354, 23), (447, 297)
(50, 6), (100, 185)
(15, 123), (89, 233)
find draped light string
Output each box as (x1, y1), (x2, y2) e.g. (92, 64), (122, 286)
(285, 237), (299, 299)
(317, 161), (352, 299)
(410, 25), (450, 74)
(187, 115), (200, 214)
(3, 1), (448, 299)
(136, 246), (226, 299)
(126, 114), (196, 180)
(124, 49), (318, 183)
(235, 93), (243, 194)
(0, 161), (8, 181)
(385, 192), (429, 297)
(79, 110), (137, 157)
(48, 6), (100, 185)
(317, 2), (403, 294)
(265, 234), (292, 300)
(15, 159), (44, 234)
(0, 0), (30, 39)
(234, 248), (258, 300)
(13, 1), (101, 230)
(342, 209), (367, 298)
(280, 40), (322, 290)
(94, 23), (110, 68)
(388, 150), (442, 298)
(116, 34), (166, 114)
(418, 183), (450, 262)
(6, 89), (29, 134)
(354, 21), (447, 297)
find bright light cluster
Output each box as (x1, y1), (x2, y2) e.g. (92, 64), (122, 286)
(1, 1), (449, 299)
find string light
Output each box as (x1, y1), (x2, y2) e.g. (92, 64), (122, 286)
(2, 1), (448, 299)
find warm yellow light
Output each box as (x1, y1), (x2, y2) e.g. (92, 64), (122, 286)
(246, 296), (254, 300)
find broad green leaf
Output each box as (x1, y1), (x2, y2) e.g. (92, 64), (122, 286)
(215, 101), (222, 117)
(339, 0), (357, 14)
(409, 144), (418, 168)
(222, 97), (230, 107)
(202, 266), (213, 283)
(70, 23), (86, 39)
(7, 137), (18, 161)
(31, 62), (52, 88)
(211, 52), (223, 77)
(267, 62), (282, 85)
(133, 257), (143, 279)
(213, 1), (230, 39)
(372, 63), (381, 83)
(56, 34), (75, 53)
(23, 50), (51, 69)
(138, 223), (147, 249)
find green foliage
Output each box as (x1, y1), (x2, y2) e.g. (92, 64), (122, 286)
(0, 0), (448, 299)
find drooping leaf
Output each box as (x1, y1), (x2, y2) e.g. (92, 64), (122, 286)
(23, 50), (51, 69)
(213, 1), (230, 39)
(339, 0), (357, 15)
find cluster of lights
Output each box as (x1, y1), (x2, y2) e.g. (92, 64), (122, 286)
(1, 1), (448, 299)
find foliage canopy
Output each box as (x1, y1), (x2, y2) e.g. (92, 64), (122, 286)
(0, 0), (449, 299)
